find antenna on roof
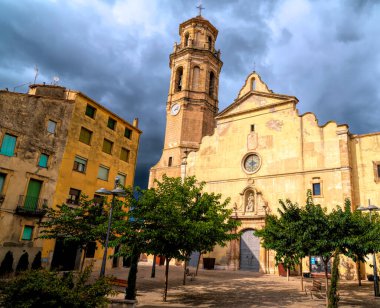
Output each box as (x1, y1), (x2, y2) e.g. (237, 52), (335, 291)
(52, 76), (60, 85)
(33, 65), (39, 84)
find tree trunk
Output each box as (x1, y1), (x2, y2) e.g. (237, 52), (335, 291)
(151, 255), (156, 278)
(357, 261), (362, 287)
(183, 259), (188, 285)
(195, 253), (202, 276)
(163, 257), (170, 302)
(80, 245), (87, 272)
(328, 253), (340, 308)
(300, 259), (304, 291)
(125, 248), (140, 300)
(287, 267), (290, 281)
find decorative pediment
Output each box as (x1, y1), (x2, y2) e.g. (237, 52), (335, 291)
(216, 72), (298, 120)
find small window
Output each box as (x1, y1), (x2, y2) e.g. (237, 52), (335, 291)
(0, 134), (17, 156)
(21, 226), (34, 241)
(168, 157), (173, 167)
(0, 173), (5, 193)
(117, 173), (126, 187)
(312, 183), (321, 196)
(207, 36), (212, 50)
(250, 124), (255, 132)
(98, 165), (109, 181)
(47, 120), (57, 134)
(38, 153), (49, 168)
(124, 128), (132, 139)
(120, 148), (130, 162)
(86, 242), (97, 258)
(79, 127), (92, 145)
(252, 78), (256, 90)
(73, 156), (87, 173)
(85, 104), (96, 118)
(184, 32), (189, 47)
(107, 117), (117, 130)
(102, 139), (113, 154)
(67, 188), (81, 205)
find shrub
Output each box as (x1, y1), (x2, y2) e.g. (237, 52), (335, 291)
(0, 266), (115, 308)
(0, 251), (14, 277)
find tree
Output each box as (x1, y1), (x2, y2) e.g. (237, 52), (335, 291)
(255, 199), (307, 288)
(39, 195), (126, 271)
(114, 176), (240, 301)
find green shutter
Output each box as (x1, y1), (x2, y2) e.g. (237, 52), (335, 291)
(102, 139), (113, 154)
(22, 226), (33, 240)
(24, 179), (42, 210)
(79, 127), (92, 144)
(0, 173), (5, 192)
(0, 134), (17, 156)
(38, 154), (48, 168)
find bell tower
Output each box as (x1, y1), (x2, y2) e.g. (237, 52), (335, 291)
(149, 14), (223, 186)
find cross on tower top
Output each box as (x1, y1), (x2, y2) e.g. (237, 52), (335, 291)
(196, 2), (205, 16)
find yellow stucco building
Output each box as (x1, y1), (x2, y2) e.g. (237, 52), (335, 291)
(149, 15), (380, 278)
(0, 84), (141, 272)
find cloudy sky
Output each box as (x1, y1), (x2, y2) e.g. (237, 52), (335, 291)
(1, 0), (379, 188)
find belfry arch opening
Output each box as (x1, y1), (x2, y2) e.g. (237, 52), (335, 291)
(175, 67), (183, 92)
(209, 71), (215, 97)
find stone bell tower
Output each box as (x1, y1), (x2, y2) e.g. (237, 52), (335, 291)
(149, 14), (223, 186)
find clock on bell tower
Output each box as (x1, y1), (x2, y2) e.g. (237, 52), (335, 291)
(149, 14), (223, 186)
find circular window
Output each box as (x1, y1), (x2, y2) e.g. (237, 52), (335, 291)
(242, 153), (261, 174)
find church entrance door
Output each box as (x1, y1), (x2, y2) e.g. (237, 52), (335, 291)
(240, 229), (260, 271)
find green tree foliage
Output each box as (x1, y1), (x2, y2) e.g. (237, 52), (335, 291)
(0, 266), (114, 308)
(114, 176), (240, 301)
(255, 191), (380, 306)
(39, 195), (127, 271)
(0, 251), (14, 277)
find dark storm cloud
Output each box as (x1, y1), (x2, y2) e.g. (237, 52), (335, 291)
(0, 0), (379, 188)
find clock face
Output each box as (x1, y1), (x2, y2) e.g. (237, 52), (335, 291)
(171, 104), (181, 116)
(243, 153), (261, 174)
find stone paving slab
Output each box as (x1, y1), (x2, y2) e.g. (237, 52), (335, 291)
(106, 263), (380, 307)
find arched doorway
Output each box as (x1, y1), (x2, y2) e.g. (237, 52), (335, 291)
(240, 229), (260, 271)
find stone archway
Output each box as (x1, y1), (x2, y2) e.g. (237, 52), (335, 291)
(240, 229), (260, 271)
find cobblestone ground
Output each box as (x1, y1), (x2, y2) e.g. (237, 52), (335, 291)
(106, 263), (380, 307)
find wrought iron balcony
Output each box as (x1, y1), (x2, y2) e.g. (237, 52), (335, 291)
(16, 195), (48, 217)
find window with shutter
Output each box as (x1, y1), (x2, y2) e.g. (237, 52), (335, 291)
(98, 165), (109, 181)
(107, 118), (116, 130)
(117, 173), (126, 186)
(38, 154), (49, 168)
(120, 148), (130, 162)
(73, 156), (87, 173)
(21, 226), (34, 241)
(67, 188), (81, 205)
(85, 104), (96, 118)
(102, 139), (113, 154)
(0, 134), (17, 156)
(124, 128), (132, 139)
(79, 127), (92, 145)
(47, 120), (57, 134)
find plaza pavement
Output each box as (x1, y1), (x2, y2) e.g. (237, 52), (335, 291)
(107, 263), (380, 307)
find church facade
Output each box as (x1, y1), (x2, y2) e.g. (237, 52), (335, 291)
(149, 15), (380, 277)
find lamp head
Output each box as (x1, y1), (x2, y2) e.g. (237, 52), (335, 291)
(95, 188), (112, 195)
(368, 204), (379, 211)
(356, 205), (367, 211)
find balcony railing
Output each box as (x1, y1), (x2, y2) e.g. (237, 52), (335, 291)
(16, 195), (48, 217)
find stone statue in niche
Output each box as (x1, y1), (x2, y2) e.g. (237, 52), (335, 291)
(246, 192), (254, 212)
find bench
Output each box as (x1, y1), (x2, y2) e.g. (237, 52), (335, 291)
(110, 278), (128, 287)
(185, 268), (195, 281)
(304, 279), (323, 299)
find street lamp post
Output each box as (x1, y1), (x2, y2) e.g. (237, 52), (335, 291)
(96, 177), (126, 278)
(357, 199), (380, 297)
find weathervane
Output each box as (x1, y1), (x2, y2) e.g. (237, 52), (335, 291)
(196, 0), (205, 16)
